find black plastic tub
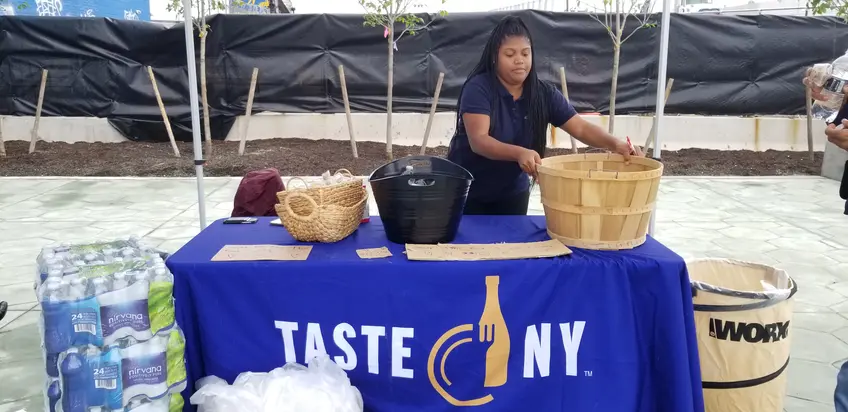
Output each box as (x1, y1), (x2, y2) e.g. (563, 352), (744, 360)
(369, 156), (473, 244)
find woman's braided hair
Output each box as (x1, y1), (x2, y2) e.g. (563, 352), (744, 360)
(454, 15), (552, 157)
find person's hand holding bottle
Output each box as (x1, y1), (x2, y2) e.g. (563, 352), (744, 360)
(803, 65), (848, 150)
(804, 64), (848, 102)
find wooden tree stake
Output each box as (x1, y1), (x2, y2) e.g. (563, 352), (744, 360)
(551, 124), (557, 147)
(147, 66), (180, 157)
(420, 72), (445, 155)
(0, 117), (6, 157)
(338, 65), (358, 158)
(644, 78), (675, 152)
(239, 67), (260, 156)
(559, 67), (578, 154)
(29, 69), (48, 154)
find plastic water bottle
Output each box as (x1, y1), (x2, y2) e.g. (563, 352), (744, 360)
(132, 270), (150, 285)
(91, 277), (109, 297)
(361, 183), (371, 224)
(811, 53), (848, 123)
(121, 335), (168, 401)
(102, 345), (124, 411)
(112, 273), (129, 291)
(43, 279), (76, 377)
(68, 278), (88, 301)
(121, 247), (137, 259)
(42, 281), (65, 378)
(152, 268), (171, 283)
(47, 268), (63, 281)
(58, 279), (71, 298)
(60, 348), (89, 412)
(63, 267), (80, 281)
(47, 378), (62, 412)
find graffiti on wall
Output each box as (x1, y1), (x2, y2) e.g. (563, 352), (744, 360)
(230, 0), (270, 14)
(0, 0), (149, 20)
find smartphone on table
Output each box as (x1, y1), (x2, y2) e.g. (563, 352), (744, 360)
(223, 217), (258, 224)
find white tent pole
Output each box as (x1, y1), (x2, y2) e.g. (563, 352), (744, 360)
(648, 0), (672, 237)
(183, 0), (208, 230)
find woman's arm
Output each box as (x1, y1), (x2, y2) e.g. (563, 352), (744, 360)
(560, 115), (620, 151)
(465, 112), (541, 176)
(546, 85), (638, 158)
(463, 113), (526, 162)
(460, 77), (535, 163)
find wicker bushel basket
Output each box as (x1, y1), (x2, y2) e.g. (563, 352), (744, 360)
(537, 153), (663, 250)
(275, 171), (367, 243)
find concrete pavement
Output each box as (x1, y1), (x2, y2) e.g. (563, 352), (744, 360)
(0, 176), (846, 411)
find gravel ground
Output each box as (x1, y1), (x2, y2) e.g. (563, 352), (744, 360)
(0, 139), (823, 177)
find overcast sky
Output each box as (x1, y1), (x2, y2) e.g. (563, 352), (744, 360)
(150, 0), (613, 22)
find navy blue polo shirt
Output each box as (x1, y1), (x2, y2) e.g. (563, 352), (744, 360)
(447, 72), (578, 202)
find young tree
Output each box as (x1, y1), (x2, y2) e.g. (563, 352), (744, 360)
(359, 0), (446, 160)
(167, 0), (231, 158)
(809, 0), (848, 18)
(583, 0), (655, 134)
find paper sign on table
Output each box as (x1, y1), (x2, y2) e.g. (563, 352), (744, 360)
(270, 218), (283, 226)
(405, 239), (572, 262)
(211, 245), (312, 261)
(356, 247), (393, 259)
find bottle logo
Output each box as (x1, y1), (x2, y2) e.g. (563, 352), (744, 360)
(427, 275), (509, 406)
(824, 76), (847, 94)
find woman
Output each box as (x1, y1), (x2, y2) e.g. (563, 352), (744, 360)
(447, 16), (643, 215)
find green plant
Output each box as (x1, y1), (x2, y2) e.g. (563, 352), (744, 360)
(359, 0), (447, 159)
(583, 0), (656, 134)
(809, 0), (848, 19)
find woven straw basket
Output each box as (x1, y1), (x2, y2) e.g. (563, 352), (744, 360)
(537, 153), (663, 250)
(275, 169), (367, 243)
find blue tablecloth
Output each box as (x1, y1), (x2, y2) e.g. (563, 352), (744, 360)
(167, 216), (704, 412)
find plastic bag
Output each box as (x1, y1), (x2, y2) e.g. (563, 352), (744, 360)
(191, 355), (363, 412)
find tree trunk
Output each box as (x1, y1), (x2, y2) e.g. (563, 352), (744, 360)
(200, 29), (212, 158)
(609, 0), (622, 134)
(609, 43), (620, 134)
(386, 24), (394, 160)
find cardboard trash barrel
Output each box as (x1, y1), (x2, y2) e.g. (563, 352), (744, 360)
(537, 153), (663, 250)
(688, 258), (797, 412)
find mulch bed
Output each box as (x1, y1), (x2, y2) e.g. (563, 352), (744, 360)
(0, 139), (823, 177)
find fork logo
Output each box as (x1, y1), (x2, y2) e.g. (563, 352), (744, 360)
(427, 276), (509, 406)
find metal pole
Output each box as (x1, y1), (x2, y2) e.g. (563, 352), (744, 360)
(183, 0), (208, 231)
(649, 0), (672, 237)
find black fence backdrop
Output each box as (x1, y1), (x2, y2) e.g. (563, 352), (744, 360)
(0, 12), (846, 142)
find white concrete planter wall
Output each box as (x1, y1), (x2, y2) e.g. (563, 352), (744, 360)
(1, 112), (829, 152)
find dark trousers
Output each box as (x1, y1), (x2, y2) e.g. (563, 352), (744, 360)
(838, 360), (848, 412)
(463, 190), (531, 215)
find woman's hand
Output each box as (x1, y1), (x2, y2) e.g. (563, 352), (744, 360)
(562, 116), (645, 163)
(611, 139), (644, 163)
(517, 148), (542, 177)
